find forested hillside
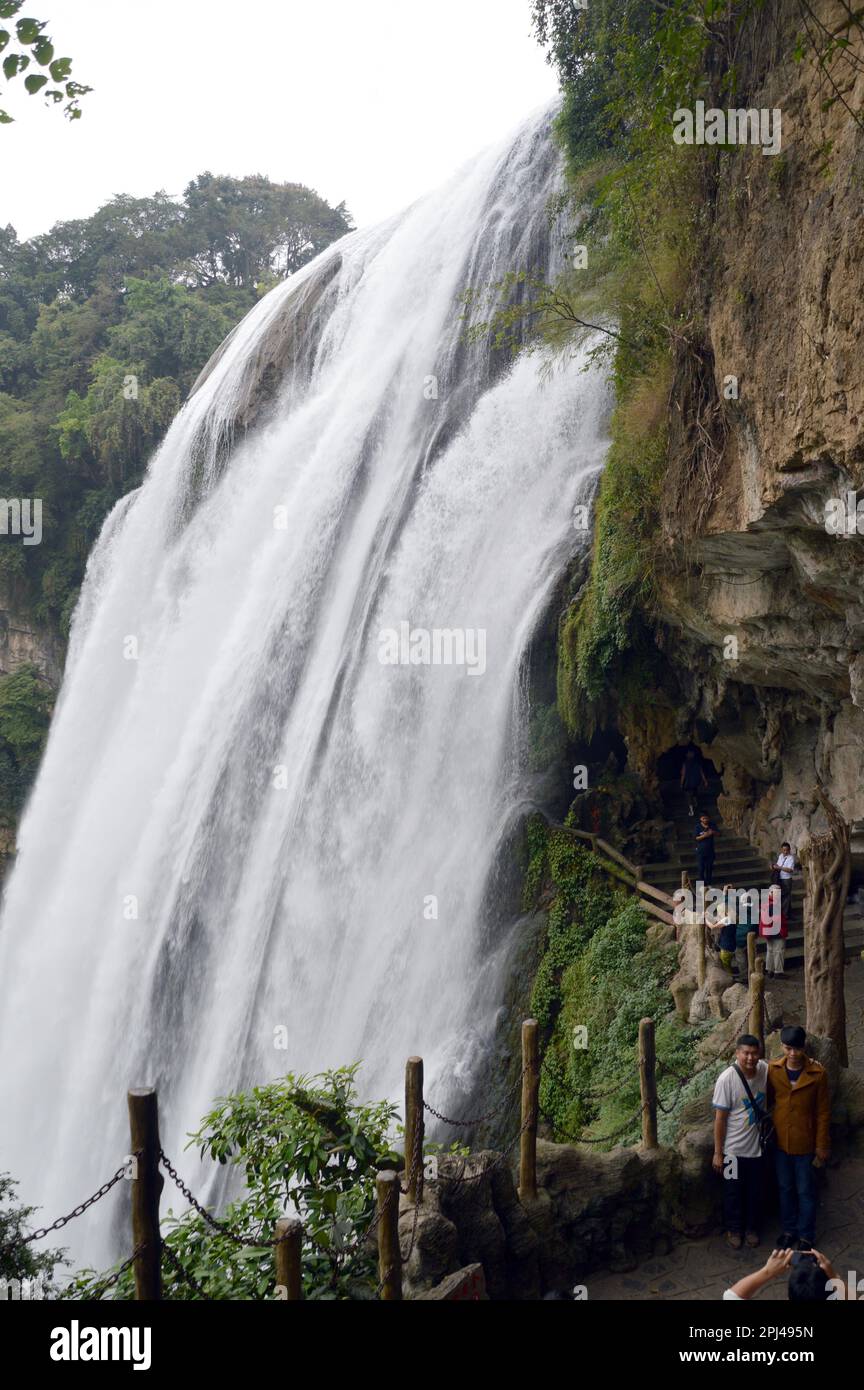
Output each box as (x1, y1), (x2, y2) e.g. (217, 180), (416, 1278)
(0, 173), (352, 829)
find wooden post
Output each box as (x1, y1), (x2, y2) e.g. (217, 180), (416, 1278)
(404, 1057), (424, 1206)
(518, 1018), (539, 1201)
(638, 1018), (658, 1150)
(275, 1217), (303, 1300)
(749, 967), (765, 1051)
(127, 1088), (163, 1301)
(376, 1171), (402, 1300)
(747, 930), (757, 980)
(676, 871), (692, 942)
(696, 919), (706, 988)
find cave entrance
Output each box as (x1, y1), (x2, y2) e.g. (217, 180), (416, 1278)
(656, 743), (722, 817)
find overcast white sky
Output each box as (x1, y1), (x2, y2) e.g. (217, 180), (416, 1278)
(1, 0), (559, 241)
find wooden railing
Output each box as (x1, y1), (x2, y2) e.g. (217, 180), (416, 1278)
(552, 822), (676, 926)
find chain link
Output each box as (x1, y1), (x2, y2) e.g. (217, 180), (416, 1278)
(422, 1066), (526, 1128)
(571, 1105), (645, 1144)
(435, 1107), (534, 1188)
(158, 1149), (290, 1249)
(76, 1244), (144, 1302)
(161, 1241), (214, 1300)
(583, 1071), (636, 1102)
(0, 1157), (137, 1251)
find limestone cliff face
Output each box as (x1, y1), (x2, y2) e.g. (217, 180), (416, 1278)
(0, 579), (64, 685)
(631, 0), (864, 867)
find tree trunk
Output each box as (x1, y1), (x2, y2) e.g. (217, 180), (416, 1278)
(800, 787), (850, 1067)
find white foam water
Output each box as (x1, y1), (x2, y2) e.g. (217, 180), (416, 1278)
(0, 105), (609, 1272)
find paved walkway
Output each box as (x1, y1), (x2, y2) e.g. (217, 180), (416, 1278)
(588, 958), (864, 1300)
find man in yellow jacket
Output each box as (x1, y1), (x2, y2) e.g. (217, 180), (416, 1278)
(768, 1025), (831, 1250)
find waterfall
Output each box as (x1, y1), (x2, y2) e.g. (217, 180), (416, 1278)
(0, 104), (610, 1274)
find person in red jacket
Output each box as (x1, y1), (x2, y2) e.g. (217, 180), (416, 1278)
(759, 875), (788, 977)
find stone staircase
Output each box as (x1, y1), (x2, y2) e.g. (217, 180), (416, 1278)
(640, 779), (864, 969)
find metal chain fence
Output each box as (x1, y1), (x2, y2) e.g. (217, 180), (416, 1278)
(0, 1156), (137, 1252)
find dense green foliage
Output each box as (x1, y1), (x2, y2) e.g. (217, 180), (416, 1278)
(488, 6), (715, 723)
(66, 1067), (399, 1301)
(0, 175), (352, 631)
(0, 3), (89, 125)
(557, 388), (669, 731)
(0, 1170), (63, 1291)
(0, 662), (52, 823)
(524, 816), (700, 1145)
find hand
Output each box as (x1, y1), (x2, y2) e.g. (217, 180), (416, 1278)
(807, 1248), (836, 1279)
(764, 1249), (794, 1279)
(712, 1150), (724, 1174)
(815, 1149), (830, 1165)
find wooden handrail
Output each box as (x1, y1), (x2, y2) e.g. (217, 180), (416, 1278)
(542, 817), (675, 919)
(637, 879), (675, 908)
(593, 836), (637, 874)
(641, 900), (674, 926)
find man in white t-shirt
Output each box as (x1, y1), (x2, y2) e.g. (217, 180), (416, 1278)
(712, 1035), (769, 1249)
(773, 842), (796, 916)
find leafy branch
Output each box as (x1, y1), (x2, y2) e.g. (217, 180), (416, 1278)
(0, 3), (90, 124)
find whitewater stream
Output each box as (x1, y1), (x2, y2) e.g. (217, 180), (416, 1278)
(0, 105), (610, 1272)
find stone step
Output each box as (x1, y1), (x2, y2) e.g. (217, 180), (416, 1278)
(645, 866), (770, 886)
(676, 845), (761, 858)
(653, 847), (771, 862)
(676, 858), (771, 872)
(750, 939), (863, 966)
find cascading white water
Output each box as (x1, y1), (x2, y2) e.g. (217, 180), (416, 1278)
(0, 105), (610, 1273)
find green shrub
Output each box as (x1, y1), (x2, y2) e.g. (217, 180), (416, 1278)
(65, 1066), (400, 1301)
(524, 819), (699, 1146)
(0, 664), (53, 821)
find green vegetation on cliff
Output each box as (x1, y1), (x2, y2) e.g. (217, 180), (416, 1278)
(0, 662), (52, 824)
(530, 1), (816, 725)
(524, 816), (700, 1146)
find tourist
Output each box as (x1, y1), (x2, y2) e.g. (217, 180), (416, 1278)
(773, 841), (796, 917)
(722, 1247), (846, 1300)
(695, 813), (716, 889)
(713, 883), (737, 970)
(680, 748), (708, 817)
(712, 1035), (769, 1250)
(759, 875), (788, 977)
(734, 889), (760, 982)
(768, 1026), (831, 1249)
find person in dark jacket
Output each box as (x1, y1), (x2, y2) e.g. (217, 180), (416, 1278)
(695, 813), (716, 888)
(680, 748), (708, 817)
